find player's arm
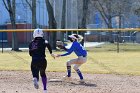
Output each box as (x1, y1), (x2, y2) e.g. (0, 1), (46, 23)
(63, 46), (68, 51)
(60, 43), (75, 56)
(29, 42), (33, 56)
(45, 40), (55, 59)
(45, 40), (52, 54)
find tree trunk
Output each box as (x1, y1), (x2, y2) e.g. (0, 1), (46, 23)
(79, 0), (89, 46)
(25, 0), (37, 29)
(107, 1), (113, 43)
(32, 0), (37, 29)
(10, 14), (19, 51)
(94, 0), (113, 42)
(45, 0), (57, 49)
(11, 0), (19, 51)
(3, 0), (19, 51)
(108, 15), (113, 43)
(60, 0), (66, 41)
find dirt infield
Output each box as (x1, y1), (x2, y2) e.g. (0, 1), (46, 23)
(0, 71), (140, 93)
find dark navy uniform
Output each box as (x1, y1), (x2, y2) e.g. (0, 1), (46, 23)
(29, 37), (52, 81)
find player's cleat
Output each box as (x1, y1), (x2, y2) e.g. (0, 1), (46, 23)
(79, 79), (85, 84)
(43, 90), (47, 93)
(33, 78), (39, 89)
(62, 75), (72, 81)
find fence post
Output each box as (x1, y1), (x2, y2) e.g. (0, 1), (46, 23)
(2, 31), (3, 53)
(117, 31), (120, 53)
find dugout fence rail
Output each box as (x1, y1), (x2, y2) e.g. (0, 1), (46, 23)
(0, 28), (140, 53)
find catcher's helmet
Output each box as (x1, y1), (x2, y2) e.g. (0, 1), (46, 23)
(33, 28), (44, 38)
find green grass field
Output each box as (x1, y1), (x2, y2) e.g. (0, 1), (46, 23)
(0, 43), (140, 75)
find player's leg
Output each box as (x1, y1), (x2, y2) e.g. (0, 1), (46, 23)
(73, 64), (83, 79)
(40, 58), (47, 92)
(31, 61), (39, 89)
(73, 57), (87, 82)
(66, 60), (72, 77)
(66, 57), (86, 77)
(66, 58), (79, 77)
(64, 57), (86, 81)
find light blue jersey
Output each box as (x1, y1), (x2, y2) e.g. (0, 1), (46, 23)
(61, 41), (87, 57)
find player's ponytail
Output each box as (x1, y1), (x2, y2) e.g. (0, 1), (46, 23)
(77, 35), (83, 43)
(73, 34), (83, 43)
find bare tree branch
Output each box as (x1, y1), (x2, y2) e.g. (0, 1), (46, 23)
(25, 0), (32, 11)
(94, 1), (109, 26)
(2, 0), (10, 12)
(96, 0), (108, 21)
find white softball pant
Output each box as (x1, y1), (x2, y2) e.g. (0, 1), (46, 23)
(67, 56), (87, 70)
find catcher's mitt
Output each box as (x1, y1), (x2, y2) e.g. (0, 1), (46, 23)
(56, 40), (64, 49)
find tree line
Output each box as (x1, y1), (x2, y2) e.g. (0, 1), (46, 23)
(2, 0), (140, 51)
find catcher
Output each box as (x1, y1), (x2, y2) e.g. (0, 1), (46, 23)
(56, 34), (87, 83)
(29, 28), (55, 93)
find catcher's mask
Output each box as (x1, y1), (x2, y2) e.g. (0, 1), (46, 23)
(33, 28), (44, 38)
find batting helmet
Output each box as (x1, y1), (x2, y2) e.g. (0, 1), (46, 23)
(33, 28), (44, 38)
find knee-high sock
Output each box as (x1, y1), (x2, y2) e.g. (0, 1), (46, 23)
(41, 76), (47, 90)
(67, 66), (71, 77)
(76, 69), (83, 80)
